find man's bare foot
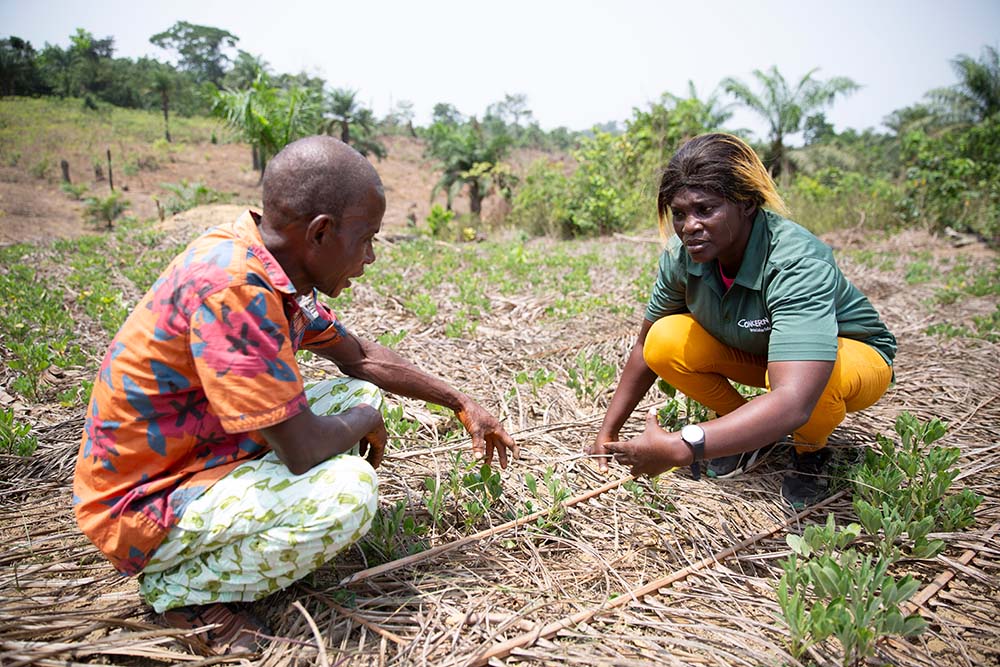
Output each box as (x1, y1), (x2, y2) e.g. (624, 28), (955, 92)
(161, 602), (270, 655)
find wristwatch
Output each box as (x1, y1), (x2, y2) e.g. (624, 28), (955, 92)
(680, 424), (706, 480)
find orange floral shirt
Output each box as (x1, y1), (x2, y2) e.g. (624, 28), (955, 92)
(74, 211), (345, 574)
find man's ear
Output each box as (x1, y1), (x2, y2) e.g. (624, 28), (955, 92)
(741, 200), (757, 221)
(305, 214), (335, 246)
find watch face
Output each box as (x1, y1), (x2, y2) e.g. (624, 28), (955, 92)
(681, 424), (705, 444)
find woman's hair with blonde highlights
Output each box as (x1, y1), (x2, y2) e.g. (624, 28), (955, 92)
(656, 132), (789, 237)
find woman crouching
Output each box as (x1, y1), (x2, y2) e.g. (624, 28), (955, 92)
(589, 132), (896, 509)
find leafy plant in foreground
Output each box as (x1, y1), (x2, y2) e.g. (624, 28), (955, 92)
(852, 412), (982, 559)
(0, 408), (38, 456)
(83, 191), (129, 228)
(778, 515), (925, 666)
(360, 500), (427, 564)
(777, 413), (981, 664)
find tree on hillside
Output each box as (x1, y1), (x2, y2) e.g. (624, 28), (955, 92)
(384, 99), (417, 137)
(432, 102), (464, 126)
(223, 50), (270, 91)
(425, 116), (512, 216)
(0, 36), (45, 96)
(214, 72), (321, 178)
(322, 88), (386, 159)
(628, 81), (734, 160)
(149, 65), (174, 142)
(722, 66), (859, 180)
(930, 46), (1000, 124)
(150, 21), (238, 87)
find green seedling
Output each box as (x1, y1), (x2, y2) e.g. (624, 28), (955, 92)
(778, 518), (925, 666)
(0, 408), (38, 456)
(60, 181), (89, 200)
(852, 412), (982, 559)
(83, 191), (129, 228)
(461, 462), (503, 530)
(377, 329), (408, 347)
(360, 500), (427, 564)
(566, 351), (617, 403)
(515, 368), (556, 396)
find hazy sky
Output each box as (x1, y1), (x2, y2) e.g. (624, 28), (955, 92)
(3, 0), (998, 141)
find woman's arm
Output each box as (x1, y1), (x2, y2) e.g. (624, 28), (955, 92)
(606, 359), (834, 477)
(588, 318), (658, 472)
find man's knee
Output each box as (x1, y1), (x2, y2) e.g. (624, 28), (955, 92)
(306, 455), (379, 525)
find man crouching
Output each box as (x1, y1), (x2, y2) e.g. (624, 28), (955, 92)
(73, 136), (517, 654)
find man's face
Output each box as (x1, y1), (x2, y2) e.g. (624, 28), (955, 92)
(308, 185), (385, 298)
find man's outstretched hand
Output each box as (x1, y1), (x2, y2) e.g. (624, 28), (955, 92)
(457, 399), (519, 469)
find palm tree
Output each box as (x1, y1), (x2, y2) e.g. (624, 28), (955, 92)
(930, 46), (1000, 124)
(322, 88), (386, 159)
(149, 67), (174, 142)
(630, 81), (735, 159)
(722, 66), (859, 180)
(214, 72), (321, 179)
(425, 117), (512, 216)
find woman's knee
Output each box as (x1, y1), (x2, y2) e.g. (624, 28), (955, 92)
(643, 315), (695, 374)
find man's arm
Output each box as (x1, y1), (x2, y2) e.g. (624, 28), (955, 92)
(311, 332), (519, 468)
(261, 403), (386, 475)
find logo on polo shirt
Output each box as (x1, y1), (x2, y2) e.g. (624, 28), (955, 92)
(738, 317), (771, 333)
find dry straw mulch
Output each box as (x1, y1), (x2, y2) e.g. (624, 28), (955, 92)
(2, 230), (998, 666)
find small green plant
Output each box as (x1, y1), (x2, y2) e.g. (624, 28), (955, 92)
(777, 515), (926, 666)
(523, 466), (573, 530)
(360, 500), (427, 564)
(656, 379), (712, 430)
(426, 204), (455, 238)
(382, 403), (419, 445)
(852, 412), (982, 559)
(159, 180), (232, 215)
(566, 351), (617, 402)
(60, 181), (89, 200)
(461, 462), (504, 530)
(83, 191), (129, 228)
(377, 329), (408, 347)
(515, 368), (556, 396)
(423, 476), (448, 532)
(30, 157), (51, 179)
(0, 408), (38, 456)
(404, 293), (438, 322)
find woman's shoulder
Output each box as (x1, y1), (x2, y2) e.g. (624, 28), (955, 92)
(762, 210), (835, 265)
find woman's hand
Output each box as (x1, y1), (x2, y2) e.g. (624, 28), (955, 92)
(586, 431), (617, 473)
(605, 409), (690, 478)
(457, 399), (519, 469)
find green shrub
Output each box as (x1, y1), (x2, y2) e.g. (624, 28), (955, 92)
(896, 119), (1000, 243)
(425, 204), (455, 238)
(159, 180), (231, 215)
(83, 191), (129, 228)
(787, 168), (901, 234)
(60, 181), (89, 200)
(0, 408), (37, 456)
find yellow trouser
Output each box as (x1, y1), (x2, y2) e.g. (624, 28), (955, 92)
(643, 314), (893, 452)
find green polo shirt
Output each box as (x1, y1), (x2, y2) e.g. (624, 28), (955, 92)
(645, 209), (896, 366)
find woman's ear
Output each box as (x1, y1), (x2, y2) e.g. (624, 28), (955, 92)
(741, 200), (757, 221)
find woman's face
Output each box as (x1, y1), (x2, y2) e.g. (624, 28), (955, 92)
(669, 187), (755, 273)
